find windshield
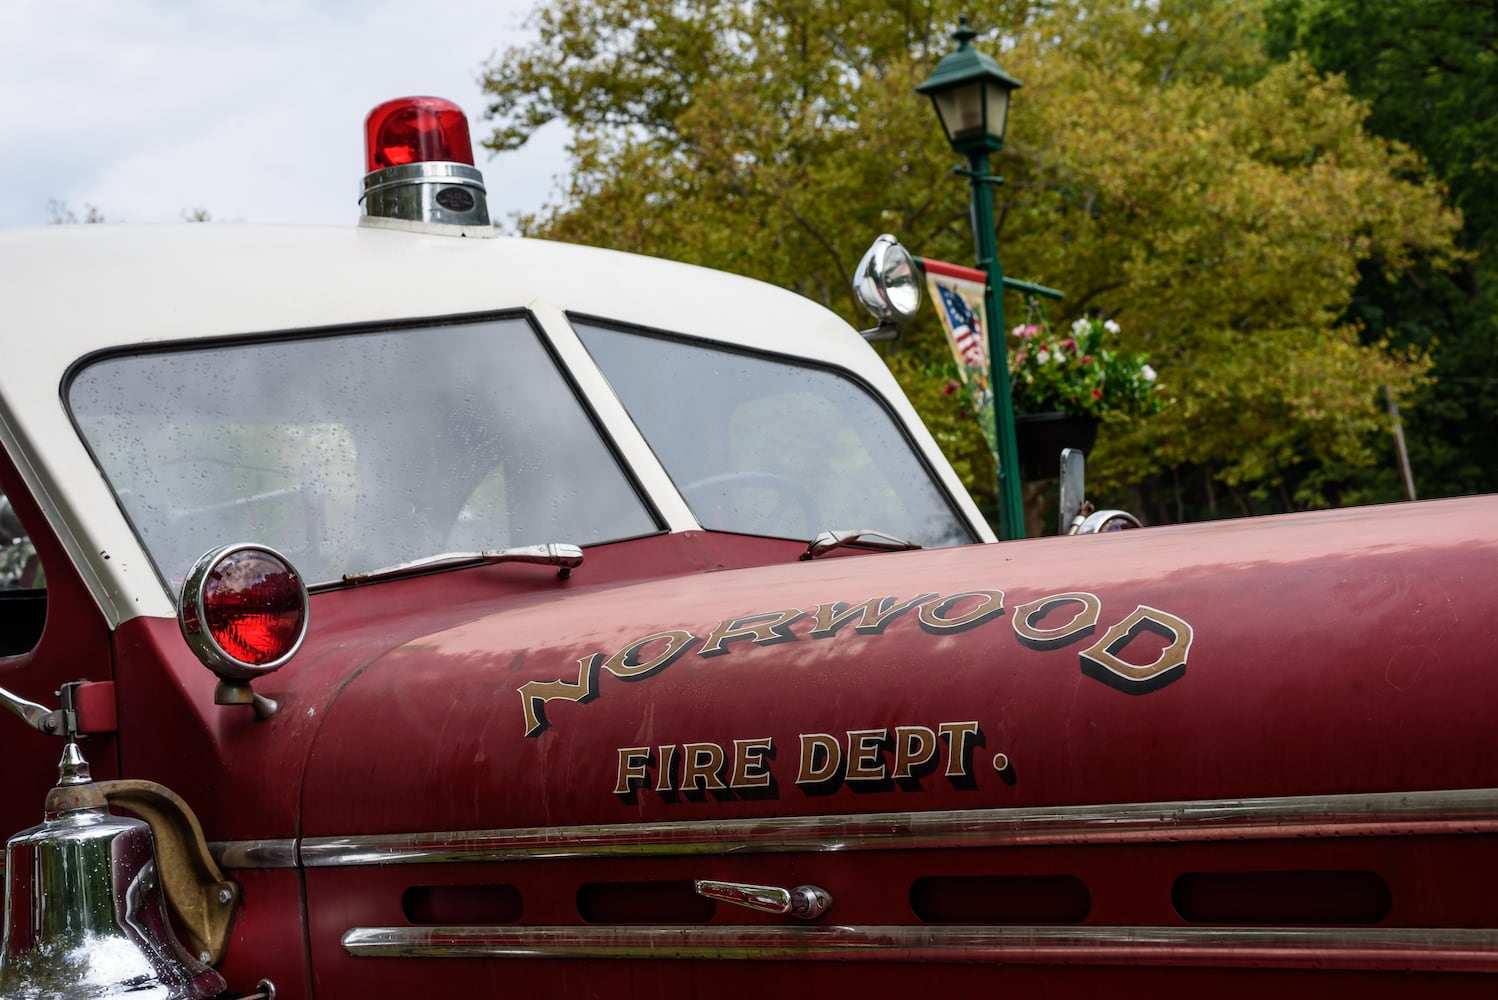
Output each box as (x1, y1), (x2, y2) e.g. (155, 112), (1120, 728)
(574, 321), (974, 548)
(68, 317), (658, 591)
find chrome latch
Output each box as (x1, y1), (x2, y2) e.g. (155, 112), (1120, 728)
(694, 880), (832, 919)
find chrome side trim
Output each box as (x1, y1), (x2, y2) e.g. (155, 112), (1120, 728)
(209, 839), (298, 871)
(269, 787), (1498, 870)
(340, 925), (1498, 972)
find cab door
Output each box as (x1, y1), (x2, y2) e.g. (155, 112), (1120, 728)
(0, 443), (117, 843)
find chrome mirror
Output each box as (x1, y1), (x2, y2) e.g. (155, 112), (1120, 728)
(852, 234), (922, 340)
(1058, 448), (1086, 535)
(1059, 448), (1143, 534)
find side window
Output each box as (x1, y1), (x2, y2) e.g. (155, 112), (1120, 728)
(0, 489), (46, 658)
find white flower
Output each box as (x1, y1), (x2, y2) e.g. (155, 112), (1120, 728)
(1104, 319), (1121, 334)
(1012, 324), (1027, 336)
(1141, 364), (1157, 383)
(1070, 318), (1089, 335)
(1037, 349), (1051, 364)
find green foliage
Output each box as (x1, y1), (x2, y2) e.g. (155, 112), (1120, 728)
(480, 0), (1461, 521)
(1010, 314), (1162, 419)
(1264, 0), (1498, 502)
(46, 199), (105, 224)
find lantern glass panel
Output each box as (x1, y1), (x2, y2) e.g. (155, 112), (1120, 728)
(933, 83), (987, 144)
(983, 82), (1011, 144)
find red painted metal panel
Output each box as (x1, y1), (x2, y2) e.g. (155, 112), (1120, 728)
(108, 532), (803, 833)
(301, 499), (1498, 840)
(37, 496), (1498, 996)
(290, 497), (1498, 995)
(216, 869), (309, 998)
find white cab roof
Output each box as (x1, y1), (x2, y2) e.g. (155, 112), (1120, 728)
(1, 223), (993, 624)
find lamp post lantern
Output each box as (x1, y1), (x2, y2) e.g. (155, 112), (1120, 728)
(917, 16), (1026, 541)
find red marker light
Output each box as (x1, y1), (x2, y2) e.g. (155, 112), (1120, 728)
(365, 96), (475, 172)
(202, 550), (305, 665)
(180, 545), (308, 677)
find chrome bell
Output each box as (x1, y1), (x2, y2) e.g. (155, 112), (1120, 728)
(0, 742), (227, 999)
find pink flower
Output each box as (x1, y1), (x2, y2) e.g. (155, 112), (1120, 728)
(942, 380), (961, 396)
(1091, 388), (1103, 400)
(1059, 337), (1076, 351)
(1015, 352), (1027, 366)
(1081, 355), (1093, 365)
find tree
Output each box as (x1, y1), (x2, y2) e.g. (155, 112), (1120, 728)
(1265, 0), (1498, 501)
(47, 199), (106, 224)
(480, 0), (1459, 520)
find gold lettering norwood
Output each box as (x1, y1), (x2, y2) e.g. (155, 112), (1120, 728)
(519, 589), (1195, 737)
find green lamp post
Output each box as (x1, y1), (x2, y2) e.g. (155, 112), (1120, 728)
(917, 17), (1026, 541)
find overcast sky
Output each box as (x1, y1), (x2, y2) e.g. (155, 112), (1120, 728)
(0, 0), (570, 229)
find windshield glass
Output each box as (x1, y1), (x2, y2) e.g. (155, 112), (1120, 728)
(68, 317), (658, 591)
(574, 322), (974, 548)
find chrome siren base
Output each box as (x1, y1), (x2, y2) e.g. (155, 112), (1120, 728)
(361, 161), (490, 229)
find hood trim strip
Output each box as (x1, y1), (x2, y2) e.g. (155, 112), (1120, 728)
(211, 786), (1498, 870)
(339, 924), (1498, 971)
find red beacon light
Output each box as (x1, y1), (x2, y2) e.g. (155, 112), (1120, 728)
(360, 96), (491, 232)
(365, 95), (475, 172)
(178, 544), (310, 719)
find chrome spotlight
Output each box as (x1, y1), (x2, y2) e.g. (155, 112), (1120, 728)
(852, 234), (923, 340)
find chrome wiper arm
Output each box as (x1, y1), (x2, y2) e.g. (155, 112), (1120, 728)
(343, 543), (583, 585)
(800, 529), (921, 561)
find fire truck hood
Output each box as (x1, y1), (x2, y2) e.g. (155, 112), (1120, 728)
(300, 500), (1498, 840)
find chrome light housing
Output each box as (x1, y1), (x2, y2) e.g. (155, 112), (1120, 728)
(852, 234), (922, 339)
(178, 543), (308, 719)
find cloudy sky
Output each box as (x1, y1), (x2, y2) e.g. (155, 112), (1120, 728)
(0, 0), (569, 229)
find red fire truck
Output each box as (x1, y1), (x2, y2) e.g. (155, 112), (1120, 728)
(1, 96), (1495, 998)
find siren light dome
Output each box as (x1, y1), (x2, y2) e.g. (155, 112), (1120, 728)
(364, 96), (476, 174)
(360, 96), (492, 231)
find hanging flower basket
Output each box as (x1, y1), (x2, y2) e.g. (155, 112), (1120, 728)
(1005, 312), (1162, 479)
(1014, 411), (1098, 480)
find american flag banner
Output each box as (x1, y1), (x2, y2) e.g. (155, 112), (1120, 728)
(923, 259), (997, 456)
(938, 284), (987, 370)
(930, 275), (989, 376)
(934, 284), (982, 366)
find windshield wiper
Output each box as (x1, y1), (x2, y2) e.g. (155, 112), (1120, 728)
(342, 543), (583, 585)
(800, 529), (921, 561)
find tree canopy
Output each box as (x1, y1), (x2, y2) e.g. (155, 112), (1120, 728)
(1266, 0), (1498, 502)
(481, 0), (1461, 520)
